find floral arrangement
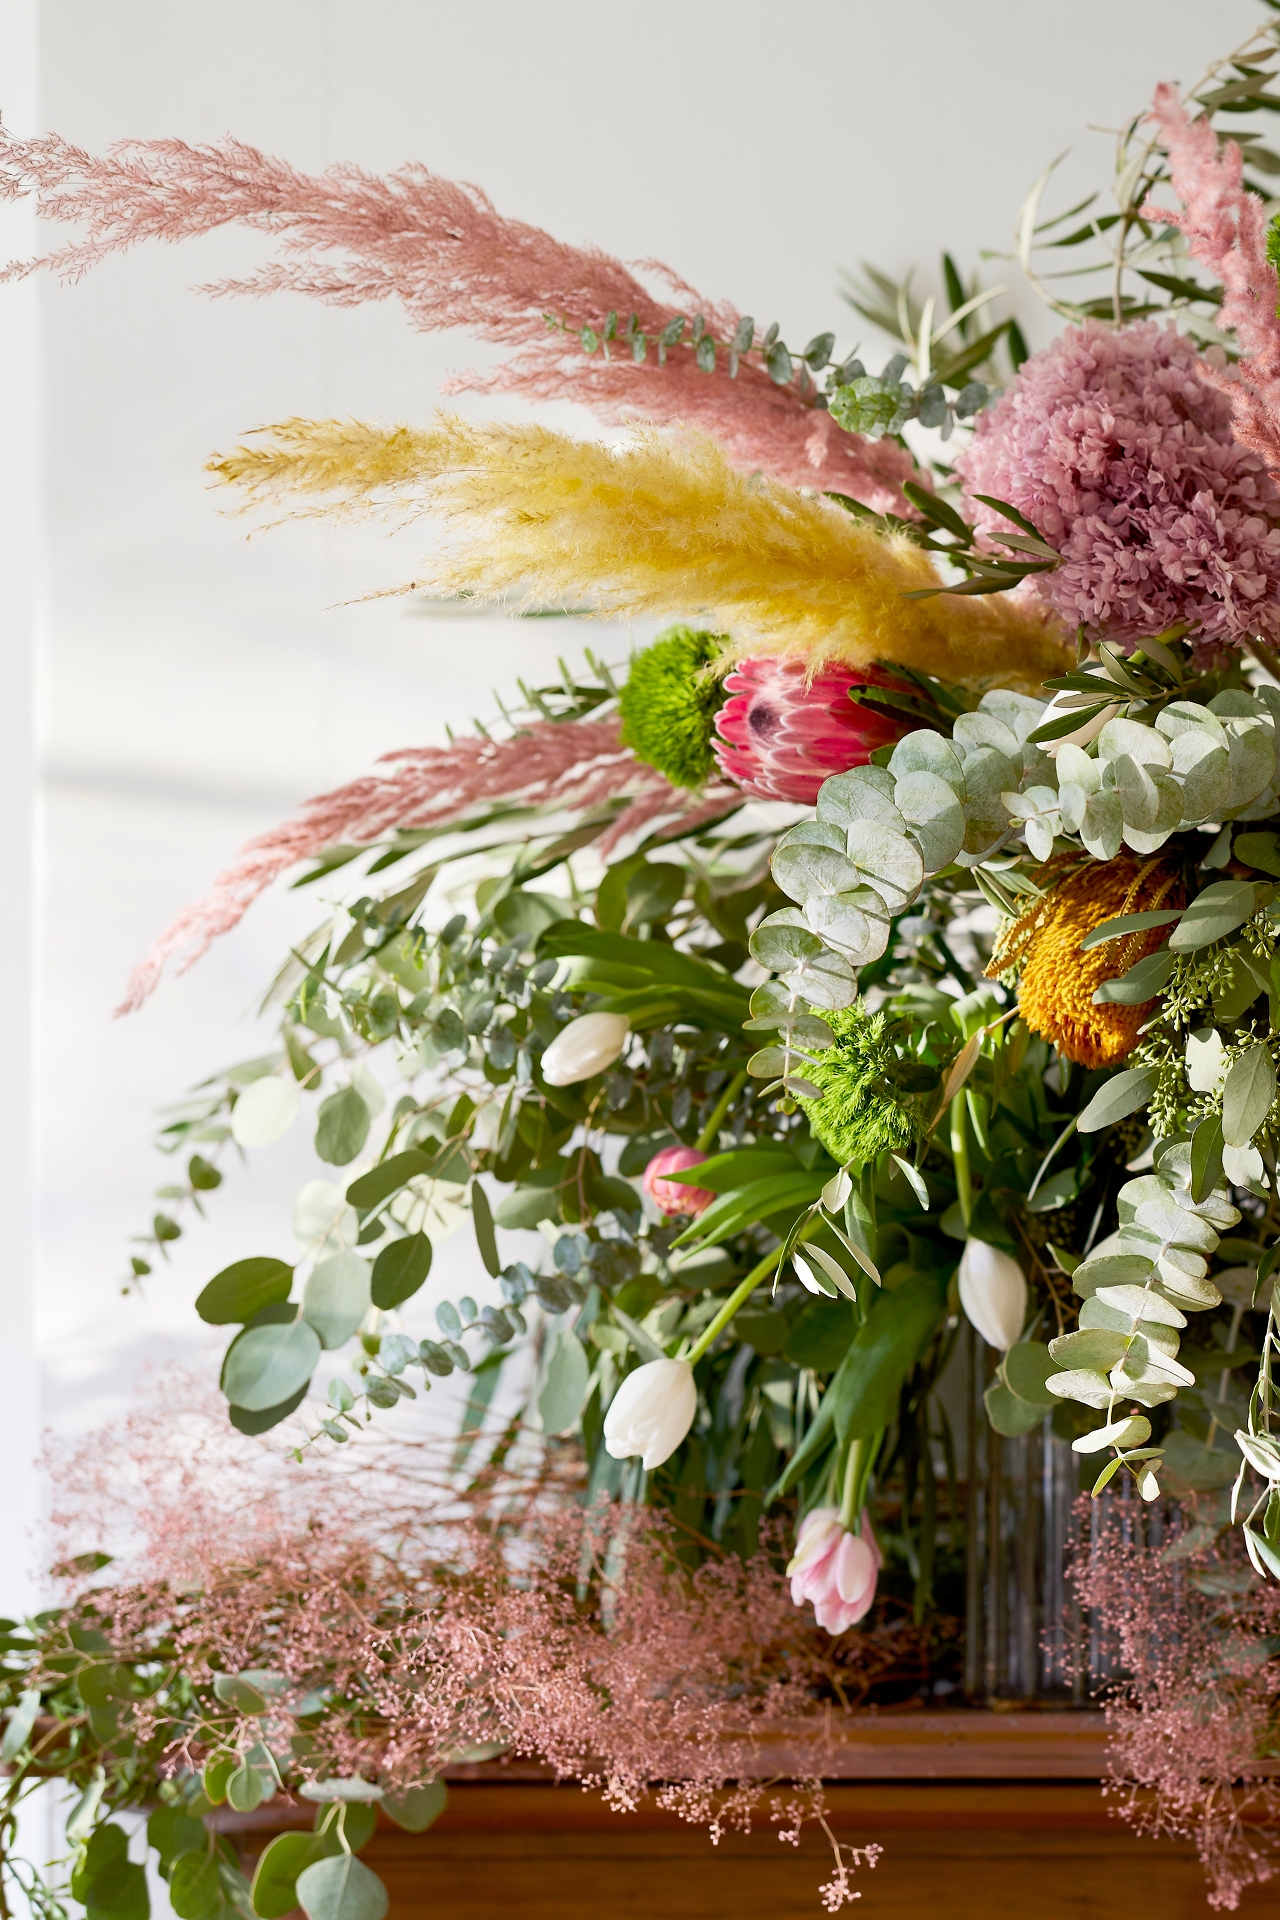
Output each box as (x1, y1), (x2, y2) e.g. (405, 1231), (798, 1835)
(8, 8), (1280, 1916)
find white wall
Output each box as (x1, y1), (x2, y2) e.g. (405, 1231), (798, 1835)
(1, 0), (1262, 1611)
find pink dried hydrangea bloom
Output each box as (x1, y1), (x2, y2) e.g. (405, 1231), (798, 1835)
(712, 658), (907, 805)
(955, 320), (1280, 648)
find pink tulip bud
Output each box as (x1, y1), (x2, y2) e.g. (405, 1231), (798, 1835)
(642, 1145), (715, 1217)
(786, 1506), (882, 1633)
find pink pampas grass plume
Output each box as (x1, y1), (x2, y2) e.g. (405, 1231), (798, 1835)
(117, 717), (738, 1013)
(0, 127), (917, 513)
(1145, 83), (1280, 473)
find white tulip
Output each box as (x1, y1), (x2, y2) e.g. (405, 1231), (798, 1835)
(540, 1011), (630, 1087)
(231, 1074), (300, 1147)
(1035, 677), (1121, 758)
(603, 1357), (697, 1469)
(958, 1239), (1027, 1351)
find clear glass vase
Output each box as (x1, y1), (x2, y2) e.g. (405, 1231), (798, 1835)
(963, 1328), (1084, 1704)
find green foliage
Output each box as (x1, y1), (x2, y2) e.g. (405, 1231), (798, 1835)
(798, 1006), (915, 1168)
(617, 626), (725, 789)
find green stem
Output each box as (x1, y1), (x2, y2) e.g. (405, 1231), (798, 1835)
(950, 1092), (972, 1231)
(686, 1225), (813, 1365)
(839, 1437), (866, 1530)
(695, 1070), (748, 1155)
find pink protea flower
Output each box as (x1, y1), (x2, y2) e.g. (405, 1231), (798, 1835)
(787, 1507), (882, 1634)
(954, 319), (1280, 649)
(711, 658), (907, 804)
(642, 1145), (715, 1217)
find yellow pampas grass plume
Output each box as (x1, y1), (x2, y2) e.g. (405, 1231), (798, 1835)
(986, 853), (1184, 1069)
(208, 415), (1070, 689)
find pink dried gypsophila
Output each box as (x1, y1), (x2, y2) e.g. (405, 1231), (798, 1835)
(954, 319), (1280, 647)
(116, 717), (739, 1013)
(1144, 84), (1280, 473)
(1072, 1502), (1280, 1910)
(0, 128), (917, 514)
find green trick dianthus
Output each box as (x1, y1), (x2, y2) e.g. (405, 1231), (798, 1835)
(799, 1004), (915, 1168)
(617, 626), (725, 789)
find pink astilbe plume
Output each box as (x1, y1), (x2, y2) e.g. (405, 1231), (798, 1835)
(1145, 83), (1280, 472)
(116, 716), (739, 1014)
(1074, 1500), (1280, 1910)
(0, 127), (918, 512)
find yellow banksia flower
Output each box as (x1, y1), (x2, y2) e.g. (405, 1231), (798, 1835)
(986, 854), (1184, 1069)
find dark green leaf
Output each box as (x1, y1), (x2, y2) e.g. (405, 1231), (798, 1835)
(371, 1233), (433, 1309)
(229, 1383), (309, 1435)
(196, 1258), (294, 1326)
(315, 1087), (371, 1167)
(252, 1833), (340, 1920)
(344, 1151), (434, 1211)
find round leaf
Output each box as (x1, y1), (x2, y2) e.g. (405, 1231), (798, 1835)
(304, 1253), (372, 1350)
(252, 1834), (339, 1920)
(231, 1076), (300, 1149)
(315, 1086), (372, 1167)
(196, 1257), (293, 1327)
(893, 769), (966, 873)
(842, 820), (925, 911)
(538, 1331), (590, 1435)
(223, 1317), (321, 1411)
(169, 1850), (222, 1920)
(382, 1780), (448, 1833)
(226, 1762), (269, 1812)
(772, 840), (863, 907)
(749, 911), (822, 970)
(984, 1379), (1046, 1437)
(371, 1233), (433, 1309)
(296, 1854), (389, 1920)
(1002, 1341), (1058, 1407)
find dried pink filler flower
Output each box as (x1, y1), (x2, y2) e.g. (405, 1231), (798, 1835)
(0, 129), (917, 513)
(712, 658), (908, 804)
(955, 320), (1280, 648)
(116, 718), (739, 1012)
(1145, 84), (1280, 474)
(1072, 1499), (1280, 1910)
(43, 1389), (882, 1912)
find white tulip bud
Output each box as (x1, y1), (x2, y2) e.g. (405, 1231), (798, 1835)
(603, 1357), (697, 1469)
(958, 1239), (1027, 1351)
(540, 1011), (631, 1087)
(1035, 678), (1120, 758)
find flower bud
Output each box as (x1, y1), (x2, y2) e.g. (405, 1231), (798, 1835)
(958, 1239), (1027, 1351)
(786, 1506), (882, 1633)
(643, 1145), (714, 1218)
(602, 1357), (697, 1469)
(540, 1011), (630, 1087)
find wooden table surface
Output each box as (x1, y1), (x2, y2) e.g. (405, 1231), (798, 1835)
(217, 1713), (1278, 1918)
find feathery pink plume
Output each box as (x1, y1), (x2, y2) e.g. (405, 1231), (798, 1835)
(1145, 83), (1280, 470)
(116, 717), (738, 1014)
(0, 127), (917, 513)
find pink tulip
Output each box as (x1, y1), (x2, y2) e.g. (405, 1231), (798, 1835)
(786, 1506), (882, 1633)
(711, 657), (908, 805)
(642, 1145), (715, 1218)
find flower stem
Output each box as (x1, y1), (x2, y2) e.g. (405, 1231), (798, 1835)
(685, 1219), (818, 1365)
(695, 1070), (748, 1155)
(950, 1092), (973, 1230)
(839, 1437), (866, 1530)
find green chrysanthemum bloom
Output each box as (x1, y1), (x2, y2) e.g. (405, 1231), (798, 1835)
(799, 1005), (915, 1167)
(618, 625), (725, 789)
